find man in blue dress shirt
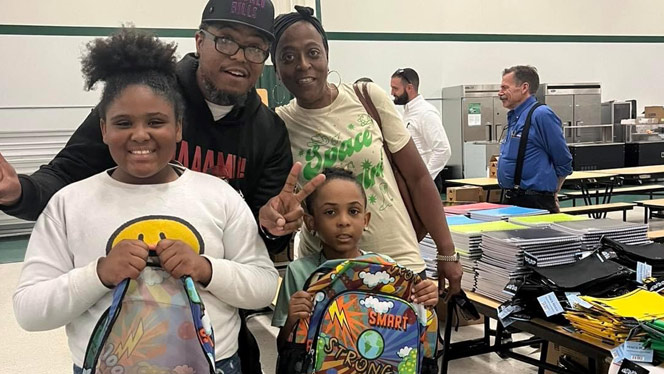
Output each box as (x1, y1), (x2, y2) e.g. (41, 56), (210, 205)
(496, 65), (572, 212)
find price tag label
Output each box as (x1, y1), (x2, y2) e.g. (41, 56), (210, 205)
(622, 341), (653, 363)
(637, 262), (652, 284)
(565, 292), (592, 309)
(537, 292), (564, 317)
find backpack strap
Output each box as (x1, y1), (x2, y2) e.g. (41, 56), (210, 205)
(513, 102), (544, 189)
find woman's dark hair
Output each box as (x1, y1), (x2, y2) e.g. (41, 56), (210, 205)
(270, 5), (328, 68)
(81, 27), (184, 120)
(305, 167), (367, 214)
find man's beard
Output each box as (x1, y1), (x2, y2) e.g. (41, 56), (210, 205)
(393, 92), (409, 105)
(202, 77), (248, 106)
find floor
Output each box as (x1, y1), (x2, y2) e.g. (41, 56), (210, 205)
(2, 207), (662, 374)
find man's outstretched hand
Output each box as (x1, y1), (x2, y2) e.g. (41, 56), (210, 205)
(0, 152), (21, 206)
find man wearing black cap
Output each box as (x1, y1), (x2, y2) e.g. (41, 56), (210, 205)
(0, 0), (290, 372)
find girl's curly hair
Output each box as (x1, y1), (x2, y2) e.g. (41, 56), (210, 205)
(80, 27), (184, 120)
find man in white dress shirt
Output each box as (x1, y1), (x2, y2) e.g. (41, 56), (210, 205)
(390, 68), (451, 192)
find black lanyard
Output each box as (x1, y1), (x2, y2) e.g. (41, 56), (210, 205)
(513, 102), (544, 189)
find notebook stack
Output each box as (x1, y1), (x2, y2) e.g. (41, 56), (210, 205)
(444, 202), (508, 216)
(448, 221), (527, 291)
(475, 227), (583, 302)
(469, 206), (548, 221)
(564, 289), (664, 345)
(552, 219), (650, 250)
(508, 213), (590, 228)
(419, 215), (483, 280)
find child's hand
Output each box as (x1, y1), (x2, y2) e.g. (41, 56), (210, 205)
(154, 239), (211, 285)
(288, 291), (314, 322)
(411, 279), (439, 307)
(97, 239), (149, 287)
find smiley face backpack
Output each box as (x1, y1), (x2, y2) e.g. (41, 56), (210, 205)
(81, 251), (216, 374)
(276, 253), (439, 374)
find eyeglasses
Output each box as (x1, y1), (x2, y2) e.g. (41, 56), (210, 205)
(394, 69), (412, 84)
(199, 29), (269, 64)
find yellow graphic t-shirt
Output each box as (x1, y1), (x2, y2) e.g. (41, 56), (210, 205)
(277, 83), (425, 273)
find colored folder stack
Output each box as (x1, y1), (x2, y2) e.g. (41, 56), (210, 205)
(443, 202), (508, 216)
(470, 206), (549, 221)
(564, 289), (664, 345)
(508, 213), (590, 228)
(419, 215), (482, 280)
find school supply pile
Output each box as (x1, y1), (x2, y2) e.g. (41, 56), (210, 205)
(443, 202), (508, 216)
(448, 221), (527, 292)
(552, 219), (650, 250)
(564, 289), (664, 346)
(601, 237), (664, 278)
(277, 254), (439, 374)
(641, 320), (664, 362)
(508, 213), (590, 228)
(419, 215), (482, 279)
(475, 227), (582, 302)
(469, 206), (548, 221)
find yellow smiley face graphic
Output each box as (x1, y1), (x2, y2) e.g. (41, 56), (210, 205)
(105, 215), (204, 254)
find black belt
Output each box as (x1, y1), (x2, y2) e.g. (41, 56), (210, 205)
(506, 188), (554, 197)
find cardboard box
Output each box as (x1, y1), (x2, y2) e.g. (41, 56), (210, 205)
(446, 186), (483, 202)
(479, 189), (502, 203)
(644, 106), (664, 120)
(544, 342), (610, 374)
(488, 155), (499, 178)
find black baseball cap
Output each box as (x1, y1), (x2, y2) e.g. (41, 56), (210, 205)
(201, 0), (275, 42)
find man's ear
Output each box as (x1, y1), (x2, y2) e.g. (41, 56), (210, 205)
(522, 82), (530, 95)
(100, 119), (108, 145)
(304, 213), (315, 232)
(194, 31), (204, 57)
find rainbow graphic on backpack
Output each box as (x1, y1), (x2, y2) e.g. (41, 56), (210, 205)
(81, 216), (216, 374)
(278, 254), (438, 374)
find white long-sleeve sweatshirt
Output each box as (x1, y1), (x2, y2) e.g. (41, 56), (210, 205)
(13, 168), (278, 366)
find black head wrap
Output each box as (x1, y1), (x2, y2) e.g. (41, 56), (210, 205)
(270, 5), (328, 67)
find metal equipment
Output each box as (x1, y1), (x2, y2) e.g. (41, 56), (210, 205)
(442, 84), (508, 178)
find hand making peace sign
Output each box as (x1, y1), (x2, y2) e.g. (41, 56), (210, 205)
(259, 162), (326, 237)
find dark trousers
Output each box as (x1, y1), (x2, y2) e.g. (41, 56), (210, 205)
(238, 309), (262, 374)
(503, 189), (559, 213)
(434, 173), (444, 194)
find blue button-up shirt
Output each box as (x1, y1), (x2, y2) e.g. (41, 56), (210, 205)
(497, 96), (573, 192)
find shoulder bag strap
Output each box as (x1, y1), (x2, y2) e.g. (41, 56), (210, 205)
(353, 83), (393, 161)
(513, 102), (543, 189)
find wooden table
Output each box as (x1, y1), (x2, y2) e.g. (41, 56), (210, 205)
(635, 198), (664, 223)
(446, 172), (618, 213)
(439, 292), (615, 374)
(590, 165), (664, 181)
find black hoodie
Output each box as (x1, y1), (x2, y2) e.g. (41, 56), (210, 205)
(4, 53), (292, 253)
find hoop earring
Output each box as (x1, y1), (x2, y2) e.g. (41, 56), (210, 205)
(271, 82), (289, 106)
(327, 69), (342, 87)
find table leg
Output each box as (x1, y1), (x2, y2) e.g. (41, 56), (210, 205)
(439, 300), (455, 374)
(537, 341), (549, 374)
(645, 207), (649, 224)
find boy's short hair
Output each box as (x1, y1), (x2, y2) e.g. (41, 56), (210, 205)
(305, 167), (366, 214)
